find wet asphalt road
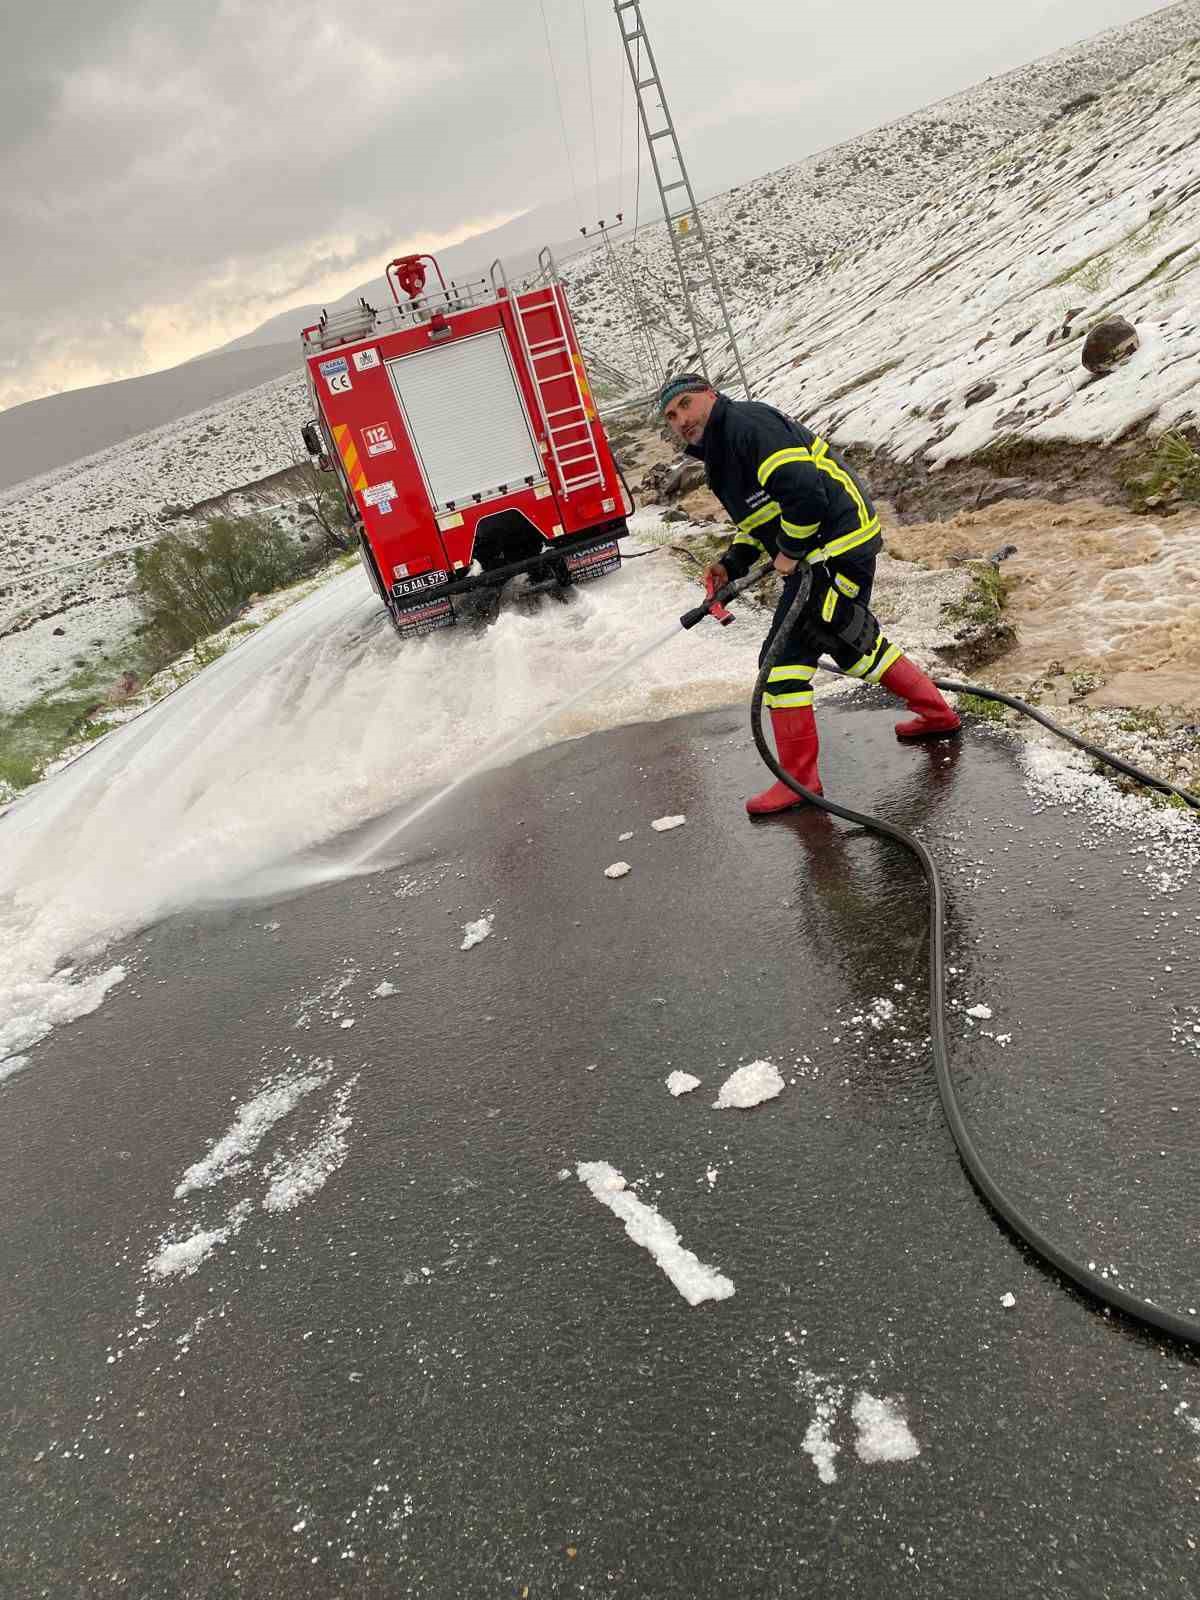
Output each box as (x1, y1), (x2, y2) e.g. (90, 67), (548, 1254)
(2, 698), (1199, 1599)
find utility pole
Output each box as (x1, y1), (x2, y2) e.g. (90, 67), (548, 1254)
(580, 213), (664, 396)
(613, 0), (751, 398)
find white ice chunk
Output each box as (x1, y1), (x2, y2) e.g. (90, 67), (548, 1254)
(604, 861), (632, 879)
(713, 1059), (784, 1109)
(460, 916), (494, 951)
(618, 831), (634, 842)
(0, 1054), (31, 1082)
(575, 1160), (734, 1306)
(174, 1064), (331, 1197)
(851, 1392), (920, 1464)
(965, 1004), (993, 1020)
(372, 981), (398, 997)
(666, 1071), (701, 1097)
(262, 1078), (356, 1213)
(869, 998), (896, 1029)
(147, 1201), (252, 1279)
(1001, 1291), (1016, 1308)
(651, 815), (686, 832)
(802, 1386), (843, 1484)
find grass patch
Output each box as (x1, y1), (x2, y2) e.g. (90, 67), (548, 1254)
(0, 682), (118, 793)
(943, 561), (1018, 628)
(1121, 429), (1200, 507)
(956, 691), (1008, 724)
(1052, 253), (1113, 293)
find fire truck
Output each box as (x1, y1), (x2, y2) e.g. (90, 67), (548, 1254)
(299, 249), (633, 637)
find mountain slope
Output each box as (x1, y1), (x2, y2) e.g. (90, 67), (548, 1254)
(0, 343), (300, 495)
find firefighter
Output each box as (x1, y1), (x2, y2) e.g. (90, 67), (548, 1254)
(659, 374), (961, 815)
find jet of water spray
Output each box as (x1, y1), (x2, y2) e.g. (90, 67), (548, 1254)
(226, 615), (690, 904)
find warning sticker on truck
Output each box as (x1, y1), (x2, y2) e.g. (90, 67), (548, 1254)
(362, 422), (396, 457)
(352, 348), (381, 371)
(320, 356), (352, 395)
(362, 480), (397, 506)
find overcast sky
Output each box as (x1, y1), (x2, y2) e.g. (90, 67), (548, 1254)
(0, 0), (1181, 412)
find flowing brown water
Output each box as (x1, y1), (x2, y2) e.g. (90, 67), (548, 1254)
(886, 497), (1200, 708)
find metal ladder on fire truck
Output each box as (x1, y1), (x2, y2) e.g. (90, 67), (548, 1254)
(496, 252), (605, 499)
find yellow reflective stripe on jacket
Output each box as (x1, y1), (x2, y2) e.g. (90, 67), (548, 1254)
(805, 518), (882, 564)
(834, 572), (860, 598)
(809, 446), (873, 539)
(821, 585), (838, 623)
(738, 500), (781, 533)
(757, 447), (813, 487)
(732, 531), (768, 554)
(780, 517), (821, 541)
(758, 435), (878, 560)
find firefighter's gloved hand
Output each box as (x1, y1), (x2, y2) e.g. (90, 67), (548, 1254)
(704, 562), (729, 595)
(773, 552), (799, 576)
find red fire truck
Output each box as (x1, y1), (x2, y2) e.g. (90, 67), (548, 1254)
(300, 249), (633, 637)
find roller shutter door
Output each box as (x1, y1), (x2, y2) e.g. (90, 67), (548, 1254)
(386, 331), (543, 510)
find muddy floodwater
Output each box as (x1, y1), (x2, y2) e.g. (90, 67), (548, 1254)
(886, 496), (1200, 709)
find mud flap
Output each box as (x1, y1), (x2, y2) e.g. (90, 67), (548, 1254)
(562, 539), (622, 584)
(392, 593), (456, 638)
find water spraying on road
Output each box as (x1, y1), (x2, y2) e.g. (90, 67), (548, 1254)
(0, 525), (765, 1063)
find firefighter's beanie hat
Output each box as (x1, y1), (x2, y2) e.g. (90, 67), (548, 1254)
(657, 373), (712, 414)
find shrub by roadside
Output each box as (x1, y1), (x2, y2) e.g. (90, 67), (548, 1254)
(132, 512), (327, 661)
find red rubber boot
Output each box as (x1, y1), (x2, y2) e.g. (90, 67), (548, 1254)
(879, 655), (962, 740)
(746, 706), (823, 816)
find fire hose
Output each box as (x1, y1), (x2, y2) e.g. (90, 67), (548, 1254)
(682, 561), (1200, 1348)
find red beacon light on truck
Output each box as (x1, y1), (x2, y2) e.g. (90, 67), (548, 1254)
(299, 246), (634, 639)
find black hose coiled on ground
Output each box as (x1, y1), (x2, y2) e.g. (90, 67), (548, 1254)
(743, 565), (1200, 1348)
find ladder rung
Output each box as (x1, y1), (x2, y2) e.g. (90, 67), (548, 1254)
(662, 180), (687, 193)
(545, 405), (585, 420)
(560, 474), (604, 491)
(637, 77), (657, 90)
(648, 128), (673, 141)
(519, 294), (556, 311)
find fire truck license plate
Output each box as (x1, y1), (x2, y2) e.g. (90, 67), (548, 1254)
(393, 572), (444, 597)
(565, 540), (621, 580)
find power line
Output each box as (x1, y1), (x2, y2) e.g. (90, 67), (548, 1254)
(539, 0), (582, 222)
(580, 0), (603, 217)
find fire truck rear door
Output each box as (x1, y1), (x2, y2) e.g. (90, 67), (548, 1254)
(385, 331), (544, 513)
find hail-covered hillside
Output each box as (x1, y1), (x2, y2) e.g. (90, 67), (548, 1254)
(563, 0), (1200, 400)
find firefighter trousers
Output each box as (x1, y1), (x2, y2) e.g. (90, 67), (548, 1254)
(759, 558), (903, 711)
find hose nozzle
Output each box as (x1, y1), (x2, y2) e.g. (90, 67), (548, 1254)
(679, 560), (774, 630)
